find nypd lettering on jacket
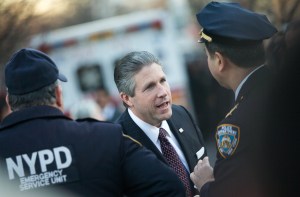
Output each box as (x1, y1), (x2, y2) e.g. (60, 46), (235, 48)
(4, 146), (78, 191)
(216, 124), (240, 158)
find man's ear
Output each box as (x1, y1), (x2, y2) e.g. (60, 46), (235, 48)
(120, 92), (133, 107)
(5, 94), (12, 112)
(55, 85), (64, 109)
(214, 52), (226, 72)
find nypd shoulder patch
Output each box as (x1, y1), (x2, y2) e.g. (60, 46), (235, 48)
(215, 124), (240, 158)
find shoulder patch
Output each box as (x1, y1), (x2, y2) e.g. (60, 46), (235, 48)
(215, 124), (240, 158)
(123, 134), (142, 146)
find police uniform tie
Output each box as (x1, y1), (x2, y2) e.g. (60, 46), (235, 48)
(158, 128), (193, 197)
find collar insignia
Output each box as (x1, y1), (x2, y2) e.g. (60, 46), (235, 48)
(225, 96), (243, 118)
(225, 103), (238, 118)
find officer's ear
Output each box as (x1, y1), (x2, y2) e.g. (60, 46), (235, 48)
(120, 92), (133, 108)
(5, 94), (12, 112)
(214, 52), (227, 72)
(55, 84), (64, 110)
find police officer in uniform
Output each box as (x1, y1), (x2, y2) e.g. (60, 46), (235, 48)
(0, 48), (186, 197)
(190, 2), (277, 197)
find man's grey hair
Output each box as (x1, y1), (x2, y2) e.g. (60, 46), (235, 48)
(114, 51), (162, 97)
(7, 81), (58, 111)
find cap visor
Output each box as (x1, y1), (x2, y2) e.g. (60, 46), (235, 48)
(58, 73), (68, 82)
(198, 38), (205, 43)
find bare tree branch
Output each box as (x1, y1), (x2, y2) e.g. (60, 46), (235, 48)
(286, 0), (300, 23)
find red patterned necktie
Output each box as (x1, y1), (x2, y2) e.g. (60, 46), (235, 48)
(158, 128), (193, 197)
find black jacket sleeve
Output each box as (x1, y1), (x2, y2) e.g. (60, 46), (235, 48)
(121, 135), (185, 197)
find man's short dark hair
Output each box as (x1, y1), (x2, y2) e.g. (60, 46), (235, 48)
(205, 42), (265, 68)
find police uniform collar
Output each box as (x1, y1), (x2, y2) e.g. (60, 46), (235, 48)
(235, 65), (265, 100)
(0, 106), (70, 130)
(236, 66), (271, 103)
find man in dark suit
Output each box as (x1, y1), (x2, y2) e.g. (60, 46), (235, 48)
(0, 48), (186, 197)
(114, 51), (207, 197)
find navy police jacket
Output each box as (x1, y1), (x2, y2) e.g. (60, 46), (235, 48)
(200, 66), (273, 197)
(0, 106), (185, 197)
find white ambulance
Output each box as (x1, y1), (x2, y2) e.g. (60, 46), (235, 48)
(30, 9), (192, 113)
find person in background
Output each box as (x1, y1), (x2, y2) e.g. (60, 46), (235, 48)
(69, 97), (105, 121)
(265, 20), (300, 197)
(94, 87), (122, 122)
(114, 51), (207, 197)
(190, 2), (277, 197)
(0, 48), (186, 197)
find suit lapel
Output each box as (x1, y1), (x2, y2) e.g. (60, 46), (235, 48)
(120, 110), (167, 163)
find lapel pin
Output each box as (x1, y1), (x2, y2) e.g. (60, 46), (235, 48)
(179, 128), (184, 133)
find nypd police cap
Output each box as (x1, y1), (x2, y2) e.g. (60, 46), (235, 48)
(5, 48), (67, 95)
(196, 1), (277, 43)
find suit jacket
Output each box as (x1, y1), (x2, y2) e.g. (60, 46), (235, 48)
(117, 104), (207, 172)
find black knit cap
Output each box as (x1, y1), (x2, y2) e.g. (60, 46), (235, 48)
(5, 48), (67, 95)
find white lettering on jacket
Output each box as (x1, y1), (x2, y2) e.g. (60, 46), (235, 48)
(6, 146), (72, 180)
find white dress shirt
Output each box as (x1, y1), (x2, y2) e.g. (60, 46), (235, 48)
(128, 109), (190, 172)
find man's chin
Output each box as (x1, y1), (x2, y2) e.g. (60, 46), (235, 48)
(159, 109), (172, 120)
